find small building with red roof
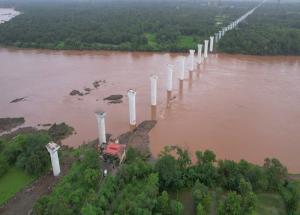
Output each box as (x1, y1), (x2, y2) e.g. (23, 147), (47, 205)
(103, 141), (126, 163)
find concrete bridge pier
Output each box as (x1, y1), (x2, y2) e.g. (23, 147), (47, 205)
(167, 64), (174, 93)
(150, 74), (158, 106)
(179, 56), (185, 81)
(204, 40), (209, 58)
(96, 111), (106, 147)
(46, 142), (61, 177)
(128, 89), (137, 126)
(197, 44), (203, 64)
(189, 49), (195, 71)
(209, 36), (214, 52)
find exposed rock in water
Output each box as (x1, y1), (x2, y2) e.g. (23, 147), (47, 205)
(69, 90), (84, 96)
(104, 94), (123, 101)
(108, 99), (123, 104)
(84, 87), (92, 92)
(10, 97), (26, 103)
(93, 80), (101, 88)
(48, 123), (74, 142)
(37, 123), (52, 127)
(118, 120), (157, 157)
(0, 127), (39, 140)
(0, 117), (25, 133)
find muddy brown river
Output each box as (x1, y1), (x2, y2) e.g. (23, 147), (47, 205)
(0, 48), (299, 172)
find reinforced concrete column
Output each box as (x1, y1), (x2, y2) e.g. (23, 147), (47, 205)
(128, 89), (137, 126)
(46, 142), (61, 177)
(96, 111), (106, 146)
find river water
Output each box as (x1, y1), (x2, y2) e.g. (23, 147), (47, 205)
(0, 8), (20, 24)
(0, 48), (299, 172)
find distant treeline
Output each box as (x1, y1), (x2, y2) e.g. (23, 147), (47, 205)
(218, 2), (300, 55)
(0, 1), (254, 52)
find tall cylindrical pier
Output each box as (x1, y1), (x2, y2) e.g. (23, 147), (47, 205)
(179, 57), (185, 81)
(214, 33), (219, 43)
(189, 49), (195, 71)
(209, 36), (214, 52)
(167, 64), (174, 92)
(204, 40), (209, 58)
(46, 142), (61, 177)
(197, 44), (203, 64)
(96, 111), (106, 146)
(150, 74), (158, 106)
(127, 89), (136, 126)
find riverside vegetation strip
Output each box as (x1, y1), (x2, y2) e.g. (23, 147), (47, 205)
(31, 144), (300, 215)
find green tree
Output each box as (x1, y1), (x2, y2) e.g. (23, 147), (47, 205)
(279, 182), (299, 215)
(157, 191), (170, 214)
(263, 158), (287, 191)
(196, 203), (206, 215)
(170, 200), (184, 215)
(155, 154), (183, 189)
(218, 160), (242, 191)
(238, 179), (257, 214)
(0, 155), (9, 177)
(192, 181), (211, 214)
(194, 150), (218, 187)
(217, 192), (242, 215)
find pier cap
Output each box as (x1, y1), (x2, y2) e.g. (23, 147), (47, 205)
(46, 142), (60, 153)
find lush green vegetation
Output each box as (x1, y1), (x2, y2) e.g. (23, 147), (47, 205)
(256, 192), (286, 215)
(0, 132), (51, 204)
(218, 2), (300, 55)
(0, 1), (255, 52)
(32, 145), (300, 215)
(0, 167), (35, 205)
(0, 122), (74, 205)
(0, 132), (51, 177)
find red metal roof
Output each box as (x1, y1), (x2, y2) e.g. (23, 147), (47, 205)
(103, 142), (126, 158)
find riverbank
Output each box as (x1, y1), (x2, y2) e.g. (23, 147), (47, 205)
(30, 139), (300, 214)
(0, 119), (156, 214)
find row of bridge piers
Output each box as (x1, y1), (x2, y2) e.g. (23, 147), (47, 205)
(46, 2), (263, 177)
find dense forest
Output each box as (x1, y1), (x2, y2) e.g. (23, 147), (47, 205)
(218, 2), (300, 55)
(31, 144), (300, 215)
(0, 1), (254, 51)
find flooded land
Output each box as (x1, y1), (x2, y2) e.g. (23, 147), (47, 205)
(0, 48), (299, 172)
(0, 8), (20, 24)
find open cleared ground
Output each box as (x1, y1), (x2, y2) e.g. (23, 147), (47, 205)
(0, 167), (35, 205)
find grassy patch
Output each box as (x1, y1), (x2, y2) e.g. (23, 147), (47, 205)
(0, 167), (35, 205)
(145, 33), (158, 48)
(177, 35), (196, 49)
(255, 193), (286, 215)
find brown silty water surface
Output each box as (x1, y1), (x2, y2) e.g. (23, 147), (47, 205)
(0, 48), (299, 172)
